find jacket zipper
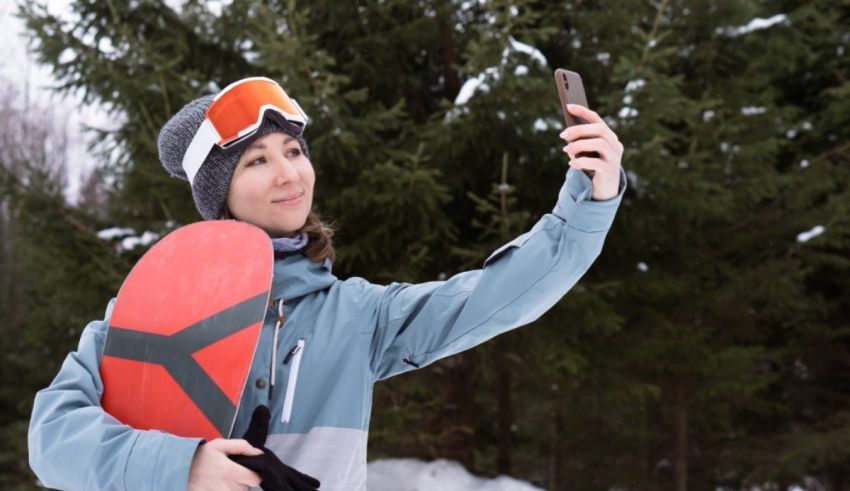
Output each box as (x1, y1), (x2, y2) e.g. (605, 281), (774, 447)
(281, 338), (305, 424)
(269, 299), (284, 400)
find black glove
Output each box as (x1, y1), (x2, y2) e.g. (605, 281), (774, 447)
(229, 405), (321, 491)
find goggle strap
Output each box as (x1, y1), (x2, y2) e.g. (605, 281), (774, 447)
(291, 99), (309, 123)
(182, 119), (219, 185)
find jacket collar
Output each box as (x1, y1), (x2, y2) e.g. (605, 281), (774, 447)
(271, 253), (337, 301)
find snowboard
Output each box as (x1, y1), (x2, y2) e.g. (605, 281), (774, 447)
(100, 220), (273, 441)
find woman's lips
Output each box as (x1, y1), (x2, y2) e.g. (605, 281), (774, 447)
(272, 191), (304, 205)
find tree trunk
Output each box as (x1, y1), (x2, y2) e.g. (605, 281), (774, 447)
(495, 338), (514, 474)
(436, 0), (460, 99)
(444, 353), (476, 470)
(549, 404), (563, 491)
(673, 390), (688, 491)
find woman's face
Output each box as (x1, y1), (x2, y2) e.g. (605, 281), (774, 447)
(225, 132), (315, 237)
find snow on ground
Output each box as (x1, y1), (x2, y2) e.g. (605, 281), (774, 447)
(367, 459), (544, 491)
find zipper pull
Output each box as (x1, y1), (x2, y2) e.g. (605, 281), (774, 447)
(275, 299), (285, 328)
(283, 344), (301, 364)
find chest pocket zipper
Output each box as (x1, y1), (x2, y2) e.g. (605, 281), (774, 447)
(281, 338), (305, 424)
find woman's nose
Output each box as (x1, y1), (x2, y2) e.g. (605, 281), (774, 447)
(273, 155), (300, 184)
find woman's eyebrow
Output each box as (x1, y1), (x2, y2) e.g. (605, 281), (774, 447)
(247, 137), (295, 151)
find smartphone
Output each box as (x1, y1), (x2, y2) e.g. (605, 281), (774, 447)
(554, 69), (597, 165)
(554, 68), (589, 127)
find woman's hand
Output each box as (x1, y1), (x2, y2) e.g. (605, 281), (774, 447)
(559, 104), (624, 201)
(187, 438), (264, 491)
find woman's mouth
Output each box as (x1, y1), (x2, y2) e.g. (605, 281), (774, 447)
(272, 191), (304, 206)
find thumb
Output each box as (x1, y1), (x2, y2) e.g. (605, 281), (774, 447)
(212, 438), (264, 457)
(242, 404), (271, 447)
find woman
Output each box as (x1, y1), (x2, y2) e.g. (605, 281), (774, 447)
(28, 77), (626, 490)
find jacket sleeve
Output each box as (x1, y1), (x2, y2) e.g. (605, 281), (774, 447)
(369, 167), (627, 380)
(28, 298), (203, 491)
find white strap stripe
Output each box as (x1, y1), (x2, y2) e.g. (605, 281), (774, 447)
(181, 119), (219, 185)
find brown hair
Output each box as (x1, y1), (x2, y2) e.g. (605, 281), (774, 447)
(219, 208), (336, 264)
(300, 211), (336, 263)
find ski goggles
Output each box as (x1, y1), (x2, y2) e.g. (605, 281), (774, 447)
(181, 77), (309, 184)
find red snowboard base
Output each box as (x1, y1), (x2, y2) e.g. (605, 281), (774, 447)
(100, 220), (273, 441)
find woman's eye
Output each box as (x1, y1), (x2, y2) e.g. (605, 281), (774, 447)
(286, 148), (301, 158)
(248, 157), (266, 166)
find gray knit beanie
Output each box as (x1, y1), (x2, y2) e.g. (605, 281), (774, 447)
(157, 94), (310, 220)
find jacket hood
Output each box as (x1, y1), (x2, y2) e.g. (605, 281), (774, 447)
(271, 254), (337, 301)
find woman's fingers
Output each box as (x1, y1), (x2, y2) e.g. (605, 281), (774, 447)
(561, 123), (622, 153)
(568, 156), (606, 172)
(556, 105), (624, 201)
(563, 137), (614, 163)
(566, 103), (604, 124)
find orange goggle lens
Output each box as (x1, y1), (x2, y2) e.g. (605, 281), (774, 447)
(206, 77), (307, 147)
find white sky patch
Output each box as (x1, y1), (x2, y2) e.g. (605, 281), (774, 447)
(163, 0), (232, 15)
(162, 0), (183, 12)
(367, 459), (544, 491)
(637, 262), (649, 272)
(800, 159), (810, 168)
(703, 110), (715, 122)
(717, 13), (789, 37)
(797, 225), (825, 243)
(208, 0), (233, 15)
(2, 1), (116, 203)
(514, 64), (528, 76)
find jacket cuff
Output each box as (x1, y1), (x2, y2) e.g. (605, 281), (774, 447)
(125, 430), (203, 491)
(552, 166), (627, 233)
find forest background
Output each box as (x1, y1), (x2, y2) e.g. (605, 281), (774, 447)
(1, 1), (849, 490)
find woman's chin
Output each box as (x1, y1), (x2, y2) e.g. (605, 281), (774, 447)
(267, 220), (308, 238)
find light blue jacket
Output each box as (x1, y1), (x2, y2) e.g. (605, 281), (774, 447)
(29, 167), (626, 490)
